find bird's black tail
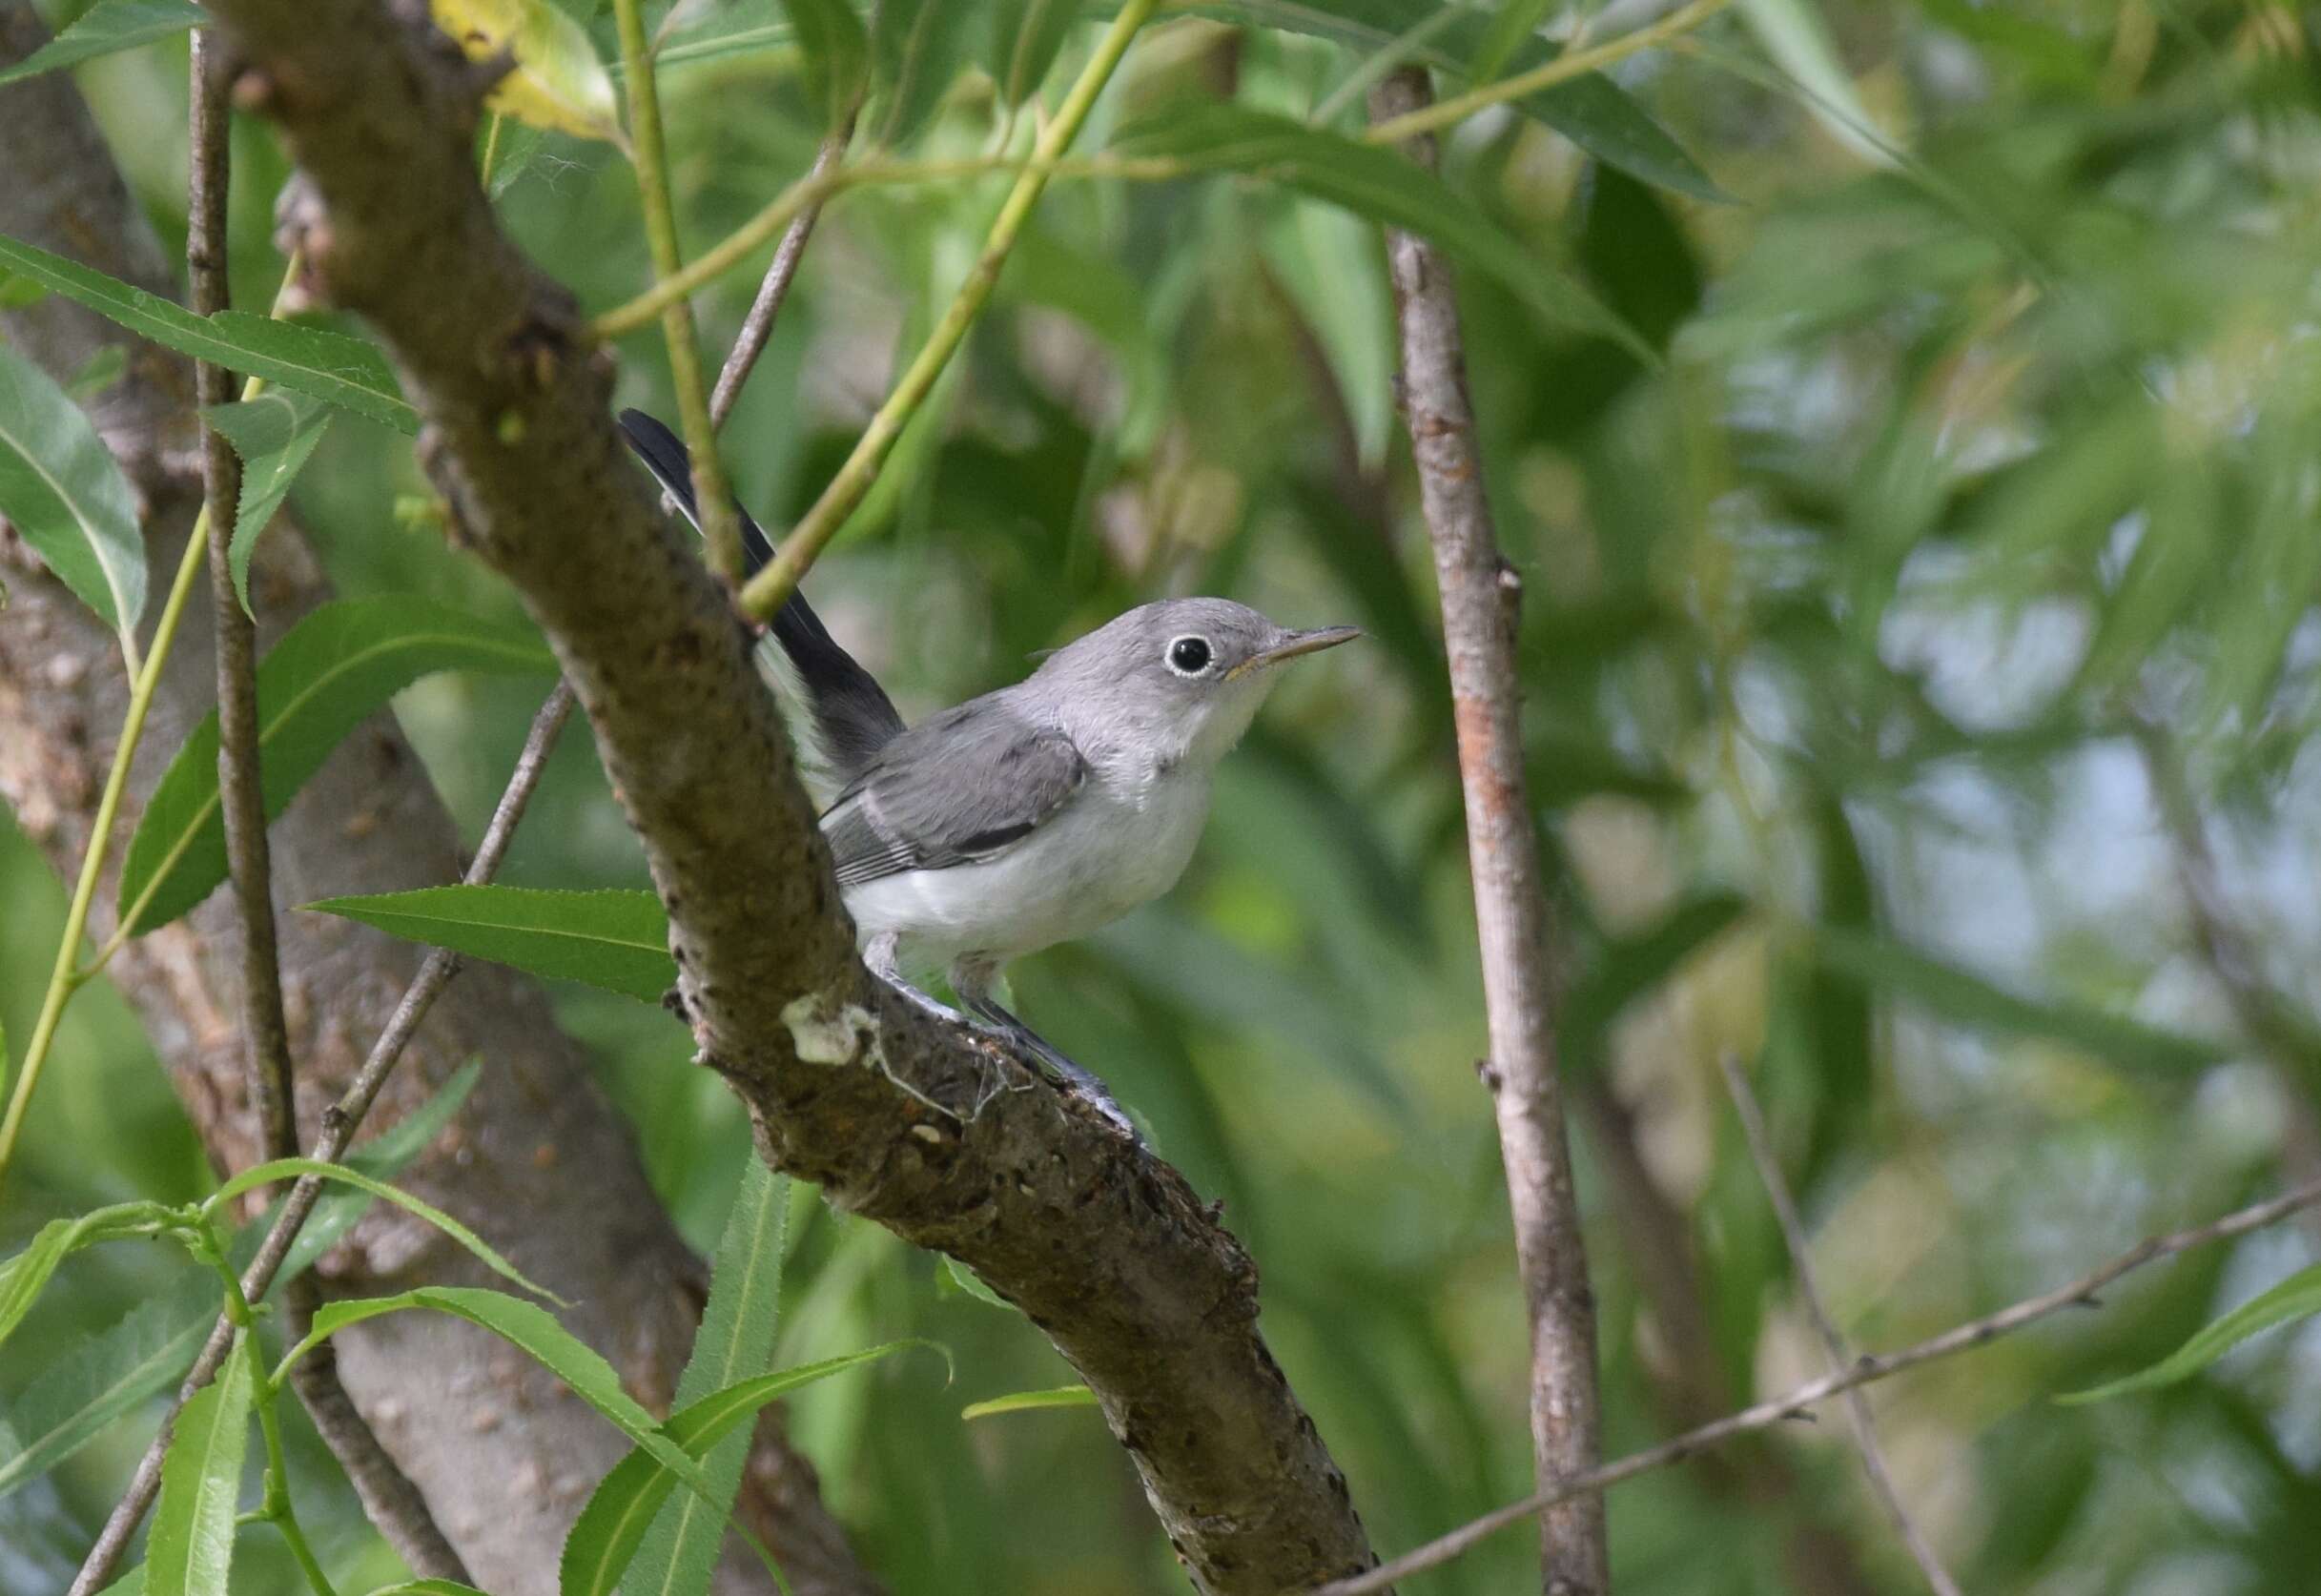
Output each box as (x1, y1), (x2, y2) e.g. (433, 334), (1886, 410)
(616, 409), (905, 786)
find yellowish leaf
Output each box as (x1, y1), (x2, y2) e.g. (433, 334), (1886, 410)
(432, 0), (623, 146)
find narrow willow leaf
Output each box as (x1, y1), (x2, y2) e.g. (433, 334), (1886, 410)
(1735, 0), (1891, 164)
(202, 391), (332, 616)
(116, 597), (555, 934)
(1261, 197), (1393, 470)
(778, 0), (870, 132)
(97, 1569), (146, 1596)
(2061, 1262), (2321, 1405)
(1110, 106), (1653, 359)
(143, 1340), (252, 1596)
(0, 1267), (215, 1503)
(432, 0), (624, 144)
(207, 1157), (560, 1303)
(0, 343), (145, 637)
(301, 886), (677, 1003)
(0, 1203), (176, 1354)
(626, 1159), (790, 1596)
(961, 1383), (1098, 1421)
(987, 0), (1076, 108)
(0, 235), (416, 433)
(868, 0), (972, 147)
(370, 1584), (497, 1595)
(1813, 927), (2228, 1075)
(0, 0), (205, 89)
(277, 1287), (726, 1512)
(560, 1342), (936, 1596)
(940, 1256), (1011, 1310)
(1174, 0), (1722, 201)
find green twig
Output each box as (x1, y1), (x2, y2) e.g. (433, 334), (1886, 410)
(0, 256), (304, 1195)
(612, 0), (742, 582)
(737, 0), (1165, 621)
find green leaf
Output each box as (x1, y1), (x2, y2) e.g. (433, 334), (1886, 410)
(1179, 0), (1722, 201)
(369, 1585), (497, 1595)
(66, 344), (130, 401)
(0, 0), (206, 89)
(778, 0), (870, 132)
(2061, 1262), (2321, 1404)
(1734, 0), (1891, 165)
(301, 886), (677, 1003)
(1111, 105), (1652, 359)
(0, 1203), (177, 1354)
(960, 1383), (1098, 1421)
(0, 1266), (214, 1503)
(432, 0), (624, 144)
(116, 597), (554, 934)
(207, 1156), (560, 1302)
(0, 342), (144, 638)
(625, 1159), (791, 1596)
(202, 391), (332, 616)
(1813, 927), (2229, 1076)
(143, 1338), (252, 1596)
(987, 0), (1077, 108)
(940, 1256), (1012, 1310)
(1470, 0), (1554, 85)
(560, 1342), (936, 1596)
(1262, 197), (1393, 470)
(0, 235), (416, 433)
(868, 0), (975, 147)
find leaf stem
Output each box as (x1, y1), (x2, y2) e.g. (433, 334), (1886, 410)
(612, 0), (742, 582)
(0, 255), (304, 1195)
(1359, 0), (1733, 148)
(736, 0), (1165, 621)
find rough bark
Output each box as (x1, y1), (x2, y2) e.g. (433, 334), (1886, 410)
(1369, 66), (1608, 1596)
(0, 10), (876, 1593)
(187, 2), (1383, 1590)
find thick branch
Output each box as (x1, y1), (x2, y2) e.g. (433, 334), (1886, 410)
(196, 2), (1379, 1590)
(0, 11), (877, 1592)
(1369, 66), (1605, 1596)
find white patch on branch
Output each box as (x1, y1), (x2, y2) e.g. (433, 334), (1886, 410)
(781, 992), (885, 1070)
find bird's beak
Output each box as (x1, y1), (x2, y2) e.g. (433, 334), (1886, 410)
(1230, 624), (1363, 679)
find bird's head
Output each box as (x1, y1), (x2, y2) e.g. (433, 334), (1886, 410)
(1037, 598), (1360, 769)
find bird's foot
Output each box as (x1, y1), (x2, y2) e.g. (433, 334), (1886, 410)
(964, 997), (1140, 1141)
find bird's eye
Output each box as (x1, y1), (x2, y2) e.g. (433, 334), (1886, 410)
(1166, 636), (1213, 675)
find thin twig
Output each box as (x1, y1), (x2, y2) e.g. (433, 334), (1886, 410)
(734, 0), (1164, 622)
(1717, 1053), (1962, 1596)
(1371, 66), (1606, 1596)
(709, 120), (852, 431)
(1313, 1174), (2321, 1595)
(70, 685), (574, 1596)
(613, 0), (742, 580)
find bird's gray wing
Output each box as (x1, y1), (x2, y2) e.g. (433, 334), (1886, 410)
(820, 698), (1088, 889)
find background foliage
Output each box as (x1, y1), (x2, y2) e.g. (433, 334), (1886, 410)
(9, 0), (2321, 1591)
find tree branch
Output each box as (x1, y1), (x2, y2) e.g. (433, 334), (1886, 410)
(1369, 65), (1606, 1596)
(195, 3), (1379, 1590)
(1315, 1174), (2321, 1594)
(709, 121), (851, 431)
(1716, 1054), (1961, 1596)
(188, 27), (471, 1583)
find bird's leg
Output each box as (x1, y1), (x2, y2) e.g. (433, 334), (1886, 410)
(864, 931), (971, 1026)
(951, 957), (1139, 1139)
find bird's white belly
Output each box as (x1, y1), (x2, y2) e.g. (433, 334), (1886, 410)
(839, 767), (1210, 969)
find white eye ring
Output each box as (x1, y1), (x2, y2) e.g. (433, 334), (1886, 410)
(1165, 635), (1214, 676)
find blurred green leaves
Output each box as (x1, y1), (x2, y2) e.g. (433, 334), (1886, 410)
(0, 344), (144, 643)
(0, 0), (202, 89)
(2063, 1262), (2321, 1404)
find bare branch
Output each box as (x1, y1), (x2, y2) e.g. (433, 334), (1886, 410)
(709, 121), (851, 431)
(69, 684), (573, 1596)
(189, 27), (473, 1583)
(1315, 1175), (2321, 1594)
(1716, 1054), (1961, 1596)
(193, 4), (1380, 1590)
(1369, 65), (1605, 1596)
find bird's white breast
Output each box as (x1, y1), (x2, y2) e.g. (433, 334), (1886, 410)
(838, 756), (1211, 971)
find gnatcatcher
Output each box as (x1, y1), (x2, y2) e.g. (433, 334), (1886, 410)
(619, 411), (1357, 1134)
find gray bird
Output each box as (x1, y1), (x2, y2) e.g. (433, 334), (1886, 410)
(619, 411), (1357, 1131)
